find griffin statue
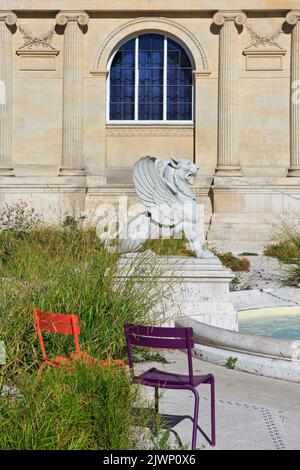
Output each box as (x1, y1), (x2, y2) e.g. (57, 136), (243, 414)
(99, 156), (213, 258)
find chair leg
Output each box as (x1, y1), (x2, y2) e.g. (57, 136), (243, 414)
(154, 387), (159, 415)
(191, 388), (200, 450)
(210, 376), (216, 446)
(153, 387), (159, 434)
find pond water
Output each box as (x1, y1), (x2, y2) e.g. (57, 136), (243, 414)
(238, 306), (300, 340)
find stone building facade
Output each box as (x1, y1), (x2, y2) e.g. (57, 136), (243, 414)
(1, 1), (300, 250)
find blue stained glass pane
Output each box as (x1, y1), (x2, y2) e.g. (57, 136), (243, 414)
(152, 86), (163, 102)
(139, 50), (150, 68)
(152, 34), (164, 50)
(139, 35), (152, 50)
(180, 50), (191, 67)
(121, 38), (135, 51)
(110, 86), (134, 103)
(168, 38), (179, 51)
(123, 51), (135, 67)
(110, 68), (121, 85)
(167, 86), (192, 103)
(151, 51), (163, 67)
(168, 50), (180, 67)
(151, 69), (163, 85)
(110, 103), (121, 120)
(110, 37), (136, 120)
(139, 86), (150, 102)
(167, 102), (192, 120)
(167, 68), (177, 85)
(122, 68), (135, 85)
(110, 86), (121, 102)
(151, 103), (163, 120)
(139, 86), (163, 103)
(139, 69), (150, 86)
(123, 102), (134, 119)
(139, 102), (163, 120)
(167, 69), (192, 86)
(138, 103), (149, 119)
(179, 69), (192, 85)
(111, 51), (123, 67)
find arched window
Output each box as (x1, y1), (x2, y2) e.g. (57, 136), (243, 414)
(108, 34), (193, 122)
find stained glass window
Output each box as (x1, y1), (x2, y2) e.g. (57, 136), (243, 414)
(109, 34), (193, 121)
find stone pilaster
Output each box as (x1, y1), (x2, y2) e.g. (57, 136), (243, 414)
(56, 11), (89, 176)
(213, 11), (247, 176)
(0, 11), (17, 176)
(287, 11), (300, 176)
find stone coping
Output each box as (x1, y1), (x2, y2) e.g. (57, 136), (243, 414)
(1, 1), (298, 12)
(176, 316), (298, 360)
(116, 252), (234, 280)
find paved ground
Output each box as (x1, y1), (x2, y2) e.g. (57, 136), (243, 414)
(136, 350), (300, 450)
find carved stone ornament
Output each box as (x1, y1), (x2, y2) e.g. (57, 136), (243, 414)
(56, 11), (89, 27)
(18, 25), (55, 50)
(213, 11), (247, 26)
(286, 10), (300, 26)
(0, 11), (17, 26)
(245, 23), (283, 50)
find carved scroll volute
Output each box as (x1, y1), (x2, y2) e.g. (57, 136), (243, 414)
(0, 11), (17, 26)
(56, 11), (89, 27)
(286, 10), (300, 26)
(213, 10), (247, 27)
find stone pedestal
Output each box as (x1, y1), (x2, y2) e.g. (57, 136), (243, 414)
(116, 252), (237, 331)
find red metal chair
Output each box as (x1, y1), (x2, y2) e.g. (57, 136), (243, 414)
(34, 309), (125, 373)
(124, 323), (216, 450)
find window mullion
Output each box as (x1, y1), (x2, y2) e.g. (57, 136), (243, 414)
(163, 36), (167, 121)
(135, 36), (139, 121)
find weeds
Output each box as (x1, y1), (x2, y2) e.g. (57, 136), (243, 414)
(225, 357), (238, 370)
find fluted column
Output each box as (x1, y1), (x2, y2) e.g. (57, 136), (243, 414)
(0, 11), (17, 176)
(213, 11), (247, 176)
(56, 11), (89, 176)
(287, 11), (300, 176)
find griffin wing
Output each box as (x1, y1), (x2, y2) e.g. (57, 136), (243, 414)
(133, 156), (180, 226)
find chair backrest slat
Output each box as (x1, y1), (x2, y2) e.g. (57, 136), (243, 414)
(37, 320), (75, 335)
(124, 323), (195, 386)
(127, 324), (189, 338)
(33, 309), (81, 361)
(129, 335), (188, 349)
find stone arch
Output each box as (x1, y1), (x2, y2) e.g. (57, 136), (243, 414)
(93, 17), (209, 72)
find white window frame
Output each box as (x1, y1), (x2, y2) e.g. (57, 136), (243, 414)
(106, 35), (194, 125)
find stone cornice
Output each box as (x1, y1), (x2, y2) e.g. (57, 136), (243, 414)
(56, 11), (89, 27)
(213, 10), (247, 26)
(0, 11), (17, 25)
(286, 10), (300, 26)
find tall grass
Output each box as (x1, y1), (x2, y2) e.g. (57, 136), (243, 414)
(0, 228), (165, 379)
(0, 227), (170, 449)
(0, 363), (142, 450)
(264, 221), (300, 286)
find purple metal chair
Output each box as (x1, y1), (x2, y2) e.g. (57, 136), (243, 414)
(124, 323), (216, 449)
